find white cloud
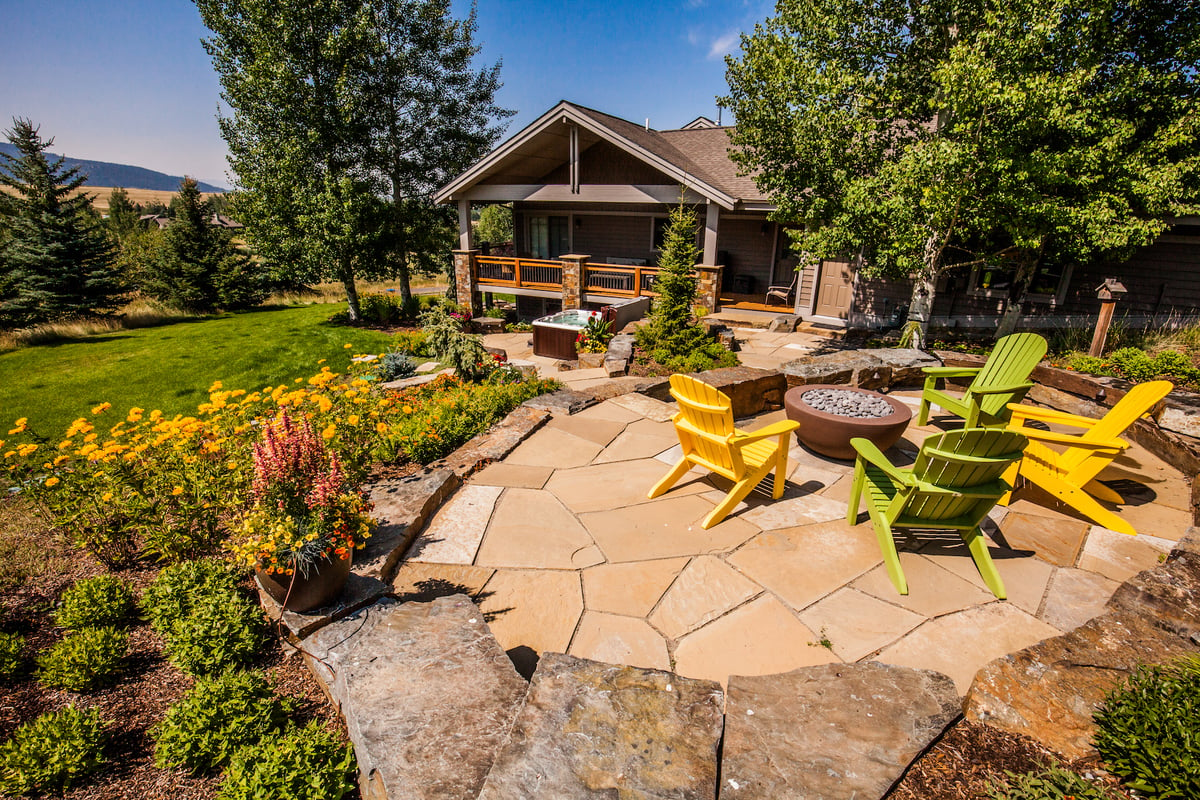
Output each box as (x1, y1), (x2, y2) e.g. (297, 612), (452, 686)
(685, 0), (708, 7)
(708, 31), (739, 60)
(686, 27), (701, 46)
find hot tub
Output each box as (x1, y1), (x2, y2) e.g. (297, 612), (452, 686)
(532, 309), (602, 360)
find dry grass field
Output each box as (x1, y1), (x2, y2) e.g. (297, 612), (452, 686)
(0, 185), (225, 212)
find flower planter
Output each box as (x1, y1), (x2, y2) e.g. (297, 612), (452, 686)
(256, 550), (352, 612)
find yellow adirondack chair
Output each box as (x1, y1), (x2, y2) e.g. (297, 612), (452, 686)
(648, 374), (799, 529)
(999, 380), (1173, 535)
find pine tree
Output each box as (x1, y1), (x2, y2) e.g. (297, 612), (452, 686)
(0, 118), (119, 327)
(105, 187), (141, 246)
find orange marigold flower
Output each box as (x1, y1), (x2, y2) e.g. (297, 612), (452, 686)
(44, 477), (59, 487)
(91, 403), (111, 415)
(171, 486), (184, 496)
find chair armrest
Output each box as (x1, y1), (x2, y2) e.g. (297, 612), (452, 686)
(1006, 403), (1100, 429)
(969, 382), (1034, 396)
(1017, 428), (1127, 452)
(732, 420), (799, 445)
(850, 437), (914, 486)
(922, 366), (982, 378)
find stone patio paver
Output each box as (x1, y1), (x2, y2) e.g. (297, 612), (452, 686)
(545, 458), (708, 514)
(1040, 568), (1121, 631)
(593, 419), (679, 463)
(582, 558), (690, 617)
(649, 556), (762, 639)
(608, 392), (677, 422)
(852, 553), (996, 618)
(392, 562), (495, 602)
(740, 493), (847, 530)
(568, 400), (644, 424)
(673, 595), (839, 687)
(406, 484), (503, 565)
(475, 488), (601, 570)
(920, 539), (1055, 617)
(999, 508), (1091, 567)
(582, 494), (759, 562)
(477, 569), (584, 665)
(727, 521), (883, 612)
(1078, 526), (1174, 582)
(544, 413), (627, 446)
(503, 426), (603, 468)
(797, 587), (926, 662)
(472, 462), (555, 489)
(876, 603), (1061, 693)
(567, 611), (670, 671)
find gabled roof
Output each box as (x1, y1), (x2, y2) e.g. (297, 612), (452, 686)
(435, 100), (770, 210)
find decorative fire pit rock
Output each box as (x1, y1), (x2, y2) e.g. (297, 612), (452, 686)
(784, 384), (912, 460)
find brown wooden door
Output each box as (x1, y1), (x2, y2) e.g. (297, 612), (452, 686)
(813, 259), (854, 318)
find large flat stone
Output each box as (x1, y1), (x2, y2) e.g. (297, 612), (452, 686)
(685, 366), (787, 417)
(475, 488), (601, 569)
(476, 569), (584, 677)
(609, 392), (678, 423)
(868, 348), (942, 388)
(303, 596), (527, 800)
(582, 558), (689, 617)
(583, 494), (759, 563)
(797, 587), (925, 662)
(648, 556), (761, 640)
(780, 351), (890, 390)
(546, 458), (709, 514)
(357, 469), (460, 582)
(1106, 548), (1200, 640)
(522, 389), (598, 415)
(593, 419), (680, 463)
(739, 493), (847, 530)
(477, 653), (724, 800)
(1039, 568), (1120, 632)
(852, 552), (996, 618)
(471, 462), (554, 489)
(567, 612), (670, 671)
(964, 610), (1200, 760)
(545, 413), (627, 446)
(391, 562), (495, 604)
(999, 509), (1090, 567)
(405, 484), (504, 565)
(720, 662), (960, 799)
(503, 427), (604, 469)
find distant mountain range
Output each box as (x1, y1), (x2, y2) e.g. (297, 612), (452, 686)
(0, 143), (224, 193)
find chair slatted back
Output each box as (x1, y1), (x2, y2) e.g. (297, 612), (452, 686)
(669, 374), (737, 475)
(967, 333), (1047, 419)
(906, 429), (1027, 521)
(1059, 380), (1173, 472)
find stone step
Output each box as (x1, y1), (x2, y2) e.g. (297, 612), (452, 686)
(303, 595), (528, 800)
(719, 662), (960, 799)
(477, 652), (724, 799)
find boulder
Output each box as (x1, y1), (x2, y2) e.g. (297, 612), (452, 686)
(603, 359), (627, 377)
(686, 366), (787, 417)
(1106, 547), (1200, 641)
(356, 469), (460, 583)
(719, 662), (960, 799)
(380, 369), (454, 391)
(964, 610), (1199, 760)
(868, 348), (941, 388)
(430, 406), (549, 478)
(578, 352), (606, 369)
(522, 389), (598, 415)
(304, 596), (528, 800)
(606, 332), (635, 364)
(780, 351), (890, 390)
(477, 653), (724, 800)
(768, 315), (800, 333)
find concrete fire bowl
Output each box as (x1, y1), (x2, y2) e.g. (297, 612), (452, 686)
(784, 384), (912, 460)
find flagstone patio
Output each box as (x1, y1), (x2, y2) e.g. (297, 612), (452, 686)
(395, 390), (1194, 695)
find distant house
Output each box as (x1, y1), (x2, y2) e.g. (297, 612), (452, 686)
(438, 100), (1200, 328)
(137, 213), (244, 232)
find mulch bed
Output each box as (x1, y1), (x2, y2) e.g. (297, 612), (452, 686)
(0, 541), (357, 800)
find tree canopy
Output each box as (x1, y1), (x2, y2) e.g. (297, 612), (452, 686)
(0, 118), (119, 328)
(195, 0), (510, 320)
(723, 0), (1200, 342)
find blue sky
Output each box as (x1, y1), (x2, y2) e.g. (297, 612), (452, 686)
(0, 0), (772, 189)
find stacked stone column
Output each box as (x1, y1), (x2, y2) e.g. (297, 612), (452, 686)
(452, 249), (482, 317)
(558, 254), (590, 310)
(694, 265), (723, 313)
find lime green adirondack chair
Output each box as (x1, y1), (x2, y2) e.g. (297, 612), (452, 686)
(846, 428), (1028, 599)
(917, 333), (1048, 428)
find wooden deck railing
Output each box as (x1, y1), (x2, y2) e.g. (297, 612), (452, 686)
(475, 256), (664, 297)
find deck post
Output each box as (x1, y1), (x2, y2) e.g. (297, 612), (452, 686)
(453, 249), (482, 317)
(695, 265), (722, 313)
(559, 254), (590, 310)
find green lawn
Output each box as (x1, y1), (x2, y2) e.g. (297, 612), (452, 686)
(1, 304), (395, 436)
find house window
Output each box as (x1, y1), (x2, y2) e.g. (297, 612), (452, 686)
(529, 215), (569, 259)
(652, 217), (669, 250)
(968, 260), (1069, 304)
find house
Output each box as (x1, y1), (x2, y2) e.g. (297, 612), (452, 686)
(438, 100), (1200, 329)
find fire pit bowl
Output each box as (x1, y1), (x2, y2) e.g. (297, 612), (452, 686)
(784, 384), (912, 460)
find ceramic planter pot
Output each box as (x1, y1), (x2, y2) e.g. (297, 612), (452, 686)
(256, 549), (352, 612)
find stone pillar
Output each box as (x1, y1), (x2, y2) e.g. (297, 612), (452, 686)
(453, 249), (482, 317)
(559, 254), (590, 310)
(695, 265), (722, 313)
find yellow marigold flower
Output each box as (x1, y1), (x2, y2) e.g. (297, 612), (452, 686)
(294, 377), (303, 384)
(91, 403), (111, 415)
(322, 424), (336, 440)
(347, 415), (360, 427)
(315, 396), (333, 413)
(317, 358), (327, 364)
(149, 410), (162, 422)
(343, 343), (353, 349)
(171, 486), (184, 496)
(84, 433), (97, 443)
(17, 443), (37, 457)
(52, 455), (67, 466)
(126, 407), (144, 423)
(101, 492), (113, 502)
(44, 476), (59, 487)
(209, 380), (223, 392)
(402, 405), (413, 414)
(376, 422), (389, 434)
(58, 439), (73, 450)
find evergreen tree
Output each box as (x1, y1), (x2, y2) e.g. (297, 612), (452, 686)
(105, 187), (141, 246)
(142, 177), (263, 311)
(0, 118), (119, 327)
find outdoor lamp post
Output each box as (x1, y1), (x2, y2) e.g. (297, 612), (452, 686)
(1089, 278), (1127, 357)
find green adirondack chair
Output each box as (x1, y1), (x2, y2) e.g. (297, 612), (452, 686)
(917, 333), (1048, 428)
(846, 428), (1028, 599)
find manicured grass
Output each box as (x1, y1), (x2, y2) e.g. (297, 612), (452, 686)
(0, 304), (395, 436)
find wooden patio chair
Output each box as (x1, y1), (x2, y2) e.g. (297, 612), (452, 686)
(847, 428), (1028, 599)
(917, 333), (1048, 428)
(764, 273), (798, 306)
(998, 380), (1173, 535)
(648, 374), (799, 529)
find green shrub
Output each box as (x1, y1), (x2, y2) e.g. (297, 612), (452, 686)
(987, 765), (1120, 799)
(217, 721), (356, 800)
(163, 589), (268, 676)
(420, 305), (491, 380)
(391, 329), (431, 357)
(154, 670), (295, 774)
(0, 632), (26, 680)
(357, 292), (419, 325)
(0, 705), (106, 794)
(54, 575), (135, 630)
(1108, 347), (1159, 382)
(36, 627), (127, 692)
(141, 558), (242, 636)
(378, 351), (417, 382)
(1094, 656), (1200, 798)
